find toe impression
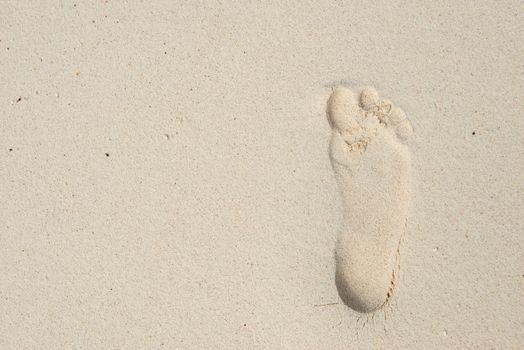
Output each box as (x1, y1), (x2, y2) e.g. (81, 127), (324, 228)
(327, 87), (360, 132)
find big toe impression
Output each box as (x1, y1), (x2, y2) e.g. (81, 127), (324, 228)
(327, 87), (359, 132)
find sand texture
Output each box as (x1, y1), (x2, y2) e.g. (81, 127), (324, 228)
(1, 1), (523, 349)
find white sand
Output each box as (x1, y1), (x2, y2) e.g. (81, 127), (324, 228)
(1, 1), (523, 348)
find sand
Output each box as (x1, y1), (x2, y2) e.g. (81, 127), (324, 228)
(1, 1), (523, 348)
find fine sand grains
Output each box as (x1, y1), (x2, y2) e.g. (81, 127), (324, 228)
(327, 86), (413, 313)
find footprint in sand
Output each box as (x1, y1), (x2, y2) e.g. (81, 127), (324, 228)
(326, 86), (413, 313)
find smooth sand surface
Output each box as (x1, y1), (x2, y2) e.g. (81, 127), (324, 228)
(1, 1), (523, 348)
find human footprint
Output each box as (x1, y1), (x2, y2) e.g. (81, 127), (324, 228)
(327, 86), (413, 313)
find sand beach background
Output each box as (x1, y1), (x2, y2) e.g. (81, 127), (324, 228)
(1, 1), (522, 348)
